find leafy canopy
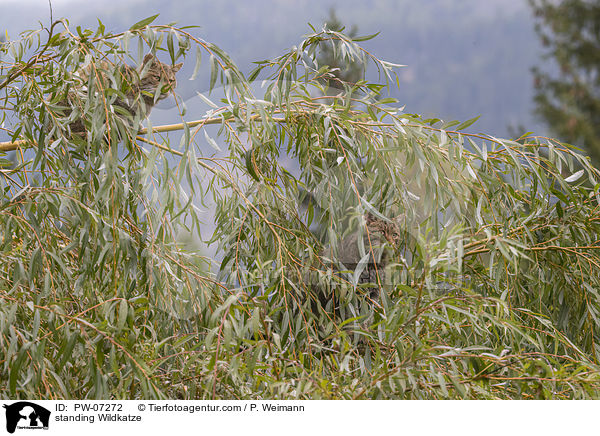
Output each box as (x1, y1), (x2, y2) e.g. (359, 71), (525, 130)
(0, 16), (600, 399)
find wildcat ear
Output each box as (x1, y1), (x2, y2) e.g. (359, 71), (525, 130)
(172, 62), (183, 73)
(142, 53), (155, 65)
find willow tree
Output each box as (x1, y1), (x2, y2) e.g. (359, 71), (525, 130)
(1, 17), (600, 400)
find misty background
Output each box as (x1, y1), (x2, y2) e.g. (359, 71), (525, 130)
(2, 0), (549, 139)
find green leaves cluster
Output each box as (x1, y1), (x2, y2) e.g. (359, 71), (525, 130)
(0, 17), (600, 399)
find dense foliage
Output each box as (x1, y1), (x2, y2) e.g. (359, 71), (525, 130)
(1, 18), (600, 399)
(530, 0), (600, 164)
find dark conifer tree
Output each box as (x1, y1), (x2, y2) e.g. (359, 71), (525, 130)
(530, 0), (600, 164)
(316, 9), (364, 89)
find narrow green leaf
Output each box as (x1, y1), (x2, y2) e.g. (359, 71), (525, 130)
(456, 115), (481, 131)
(10, 345), (30, 395)
(245, 148), (261, 182)
(352, 32), (381, 42)
(189, 46), (202, 80)
(209, 54), (218, 92)
(130, 14), (160, 31)
(117, 299), (128, 331)
(167, 32), (175, 64)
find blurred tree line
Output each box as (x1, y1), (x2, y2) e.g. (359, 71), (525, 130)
(530, 0), (600, 165)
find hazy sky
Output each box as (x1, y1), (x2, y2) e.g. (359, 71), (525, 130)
(1, 0), (545, 137)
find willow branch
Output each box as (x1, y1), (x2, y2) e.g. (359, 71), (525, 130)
(0, 20), (62, 93)
(0, 115), (290, 152)
(0, 118), (224, 151)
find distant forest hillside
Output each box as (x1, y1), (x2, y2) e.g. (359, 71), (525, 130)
(3, 0), (546, 137)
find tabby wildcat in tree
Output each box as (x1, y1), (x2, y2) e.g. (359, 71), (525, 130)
(62, 53), (183, 137)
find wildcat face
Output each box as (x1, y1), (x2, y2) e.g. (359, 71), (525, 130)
(136, 53), (183, 108)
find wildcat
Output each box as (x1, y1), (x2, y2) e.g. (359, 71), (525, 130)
(61, 53), (183, 137)
(306, 212), (401, 314)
